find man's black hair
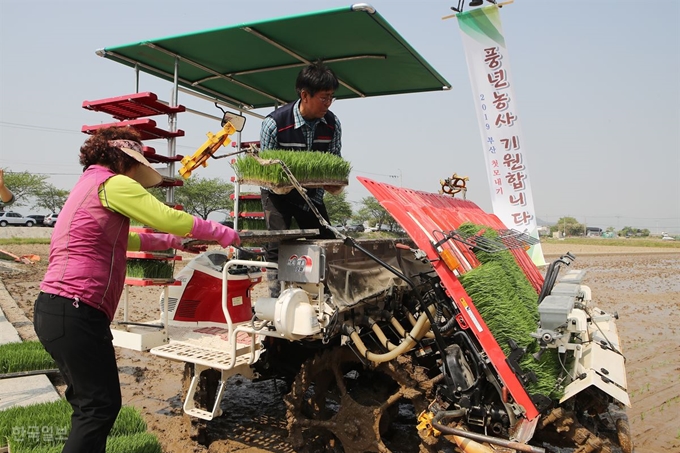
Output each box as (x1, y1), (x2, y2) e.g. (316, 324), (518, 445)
(296, 61), (339, 97)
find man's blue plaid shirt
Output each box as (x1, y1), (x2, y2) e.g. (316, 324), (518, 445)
(260, 100), (342, 208)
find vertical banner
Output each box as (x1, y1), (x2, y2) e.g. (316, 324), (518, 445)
(457, 5), (546, 266)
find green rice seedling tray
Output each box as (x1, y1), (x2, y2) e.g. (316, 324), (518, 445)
(126, 258), (175, 281)
(0, 341), (56, 374)
(232, 194), (263, 213)
(0, 399), (161, 452)
(237, 218), (267, 231)
(239, 199), (264, 212)
(233, 150), (350, 194)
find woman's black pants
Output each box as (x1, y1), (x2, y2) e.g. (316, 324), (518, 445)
(34, 292), (121, 453)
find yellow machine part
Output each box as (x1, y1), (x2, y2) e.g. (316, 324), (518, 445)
(416, 410), (440, 438)
(179, 122), (236, 179)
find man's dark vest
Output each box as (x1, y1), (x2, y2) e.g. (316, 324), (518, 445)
(268, 102), (336, 152)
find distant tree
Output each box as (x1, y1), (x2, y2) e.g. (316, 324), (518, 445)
(324, 191), (353, 225)
(549, 216), (584, 237)
(34, 184), (69, 213)
(355, 196), (392, 230)
(173, 176), (234, 220)
(606, 226), (616, 233)
(1, 169), (48, 209)
(618, 226), (650, 237)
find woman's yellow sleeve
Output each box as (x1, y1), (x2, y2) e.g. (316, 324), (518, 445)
(99, 175), (195, 247)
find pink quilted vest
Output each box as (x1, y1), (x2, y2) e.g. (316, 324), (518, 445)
(41, 165), (130, 320)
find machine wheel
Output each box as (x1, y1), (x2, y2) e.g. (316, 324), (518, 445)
(537, 402), (635, 453)
(610, 404), (634, 453)
(0, 221), (7, 227)
(284, 347), (432, 453)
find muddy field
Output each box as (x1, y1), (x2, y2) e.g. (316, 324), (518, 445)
(0, 242), (678, 453)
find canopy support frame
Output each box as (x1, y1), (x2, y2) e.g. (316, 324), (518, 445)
(243, 26), (366, 98)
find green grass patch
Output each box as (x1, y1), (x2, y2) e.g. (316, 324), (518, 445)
(233, 150), (351, 188)
(457, 223), (562, 399)
(0, 341), (56, 374)
(542, 236), (680, 249)
(0, 399), (161, 452)
(0, 238), (51, 246)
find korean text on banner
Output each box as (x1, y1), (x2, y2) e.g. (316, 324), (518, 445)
(457, 5), (545, 266)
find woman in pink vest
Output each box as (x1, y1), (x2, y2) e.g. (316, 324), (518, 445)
(34, 126), (239, 453)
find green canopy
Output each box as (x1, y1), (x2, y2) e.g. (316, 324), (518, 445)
(98, 4), (451, 111)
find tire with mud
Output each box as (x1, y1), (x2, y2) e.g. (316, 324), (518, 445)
(284, 347), (434, 453)
(536, 403), (634, 453)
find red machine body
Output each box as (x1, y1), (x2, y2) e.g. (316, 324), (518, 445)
(164, 251), (262, 326)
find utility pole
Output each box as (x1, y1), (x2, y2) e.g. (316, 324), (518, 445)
(584, 216), (587, 236)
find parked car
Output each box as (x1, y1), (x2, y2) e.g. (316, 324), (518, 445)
(346, 224), (364, 232)
(0, 211), (35, 227)
(365, 224), (404, 234)
(662, 235), (675, 241)
(27, 214), (46, 226)
(44, 213), (59, 227)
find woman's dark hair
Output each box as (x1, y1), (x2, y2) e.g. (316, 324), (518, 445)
(296, 61), (339, 97)
(79, 127), (142, 174)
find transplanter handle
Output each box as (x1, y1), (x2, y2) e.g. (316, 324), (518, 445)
(396, 242), (428, 261)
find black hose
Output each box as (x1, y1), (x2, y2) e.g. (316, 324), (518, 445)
(113, 321), (164, 329)
(537, 253), (575, 305)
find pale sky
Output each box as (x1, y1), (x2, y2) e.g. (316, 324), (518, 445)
(1, 0), (678, 233)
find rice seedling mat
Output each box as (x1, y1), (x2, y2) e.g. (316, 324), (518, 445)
(456, 223), (562, 398)
(0, 341), (56, 374)
(0, 399), (162, 452)
(233, 150), (350, 195)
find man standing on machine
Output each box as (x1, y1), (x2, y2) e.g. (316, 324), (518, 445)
(259, 61), (342, 296)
